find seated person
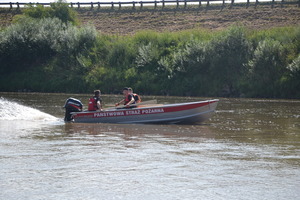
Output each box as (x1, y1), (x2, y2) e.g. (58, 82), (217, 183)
(128, 87), (141, 103)
(88, 90), (103, 111)
(115, 87), (135, 108)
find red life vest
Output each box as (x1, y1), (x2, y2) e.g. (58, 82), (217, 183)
(124, 94), (134, 105)
(88, 97), (98, 111)
(133, 93), (141, 103)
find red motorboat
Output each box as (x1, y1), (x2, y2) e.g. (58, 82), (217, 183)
(66, 99), (219, 124)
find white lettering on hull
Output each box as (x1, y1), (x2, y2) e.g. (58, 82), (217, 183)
(125, 110), (140, 115)
(94, 111), (125, 118)
(92, 108), (165, 118)
(141, 108), (164, 114)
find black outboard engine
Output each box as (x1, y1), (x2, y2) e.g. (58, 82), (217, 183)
(64, 98), (83, 121)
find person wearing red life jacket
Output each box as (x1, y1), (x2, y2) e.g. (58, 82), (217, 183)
(115, 87), (135, 107)
(88, 90), (103, 111)
(128, 87), (141, 103)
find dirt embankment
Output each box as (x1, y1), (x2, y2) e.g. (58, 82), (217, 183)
(1, 4), (299, 34)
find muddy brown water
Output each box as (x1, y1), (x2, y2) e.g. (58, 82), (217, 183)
(0, 93), (299, 200)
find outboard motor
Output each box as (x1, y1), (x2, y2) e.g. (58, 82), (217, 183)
(64, 98), (83, 121)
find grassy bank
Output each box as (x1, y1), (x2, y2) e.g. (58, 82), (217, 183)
(1, 4), (300, 34)
(0, 2), (299, 98)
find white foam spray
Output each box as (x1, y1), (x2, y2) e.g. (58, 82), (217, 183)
(0, 97), (57, 121)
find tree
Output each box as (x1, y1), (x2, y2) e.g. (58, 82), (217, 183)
(285, 54), (300, 98)
(247, 39), (287, 98)
(207, 26), (251, 97)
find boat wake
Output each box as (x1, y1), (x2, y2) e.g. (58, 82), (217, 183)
(0, 97), (57, 121)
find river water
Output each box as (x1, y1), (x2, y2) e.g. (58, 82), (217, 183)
(0, 92), (299, 200)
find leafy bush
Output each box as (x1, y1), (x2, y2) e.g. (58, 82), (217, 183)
(206, 26), (252, 96)
(0, 16), (97, 92)
(23, 0), (79, 25)
(0, 17), (63, 72)
(247, 39), (287, 98)
(285, 54), (300, 98)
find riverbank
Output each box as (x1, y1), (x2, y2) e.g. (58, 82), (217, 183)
(1, 3), (299, 98)
(1, 4), (299, 35)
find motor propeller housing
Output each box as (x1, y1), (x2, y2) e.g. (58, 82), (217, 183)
(63, 98), (83, 121)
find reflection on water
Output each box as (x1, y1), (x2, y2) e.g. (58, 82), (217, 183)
(0, 93), (299, 200)
(63, 123), (215, 138)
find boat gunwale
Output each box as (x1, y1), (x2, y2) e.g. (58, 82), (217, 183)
(74, 99), (219, 115)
